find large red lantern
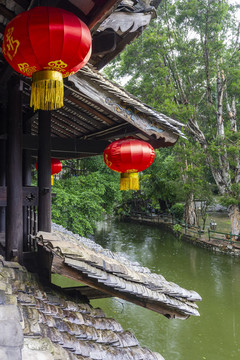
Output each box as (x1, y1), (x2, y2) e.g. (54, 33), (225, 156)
(36, 158), (62, 185)
(103, 138), (155, 190)
(2, 6), (92, 111)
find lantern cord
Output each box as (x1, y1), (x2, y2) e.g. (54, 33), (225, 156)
(120, 172), (139, 191)
(30, 70), (64, 111)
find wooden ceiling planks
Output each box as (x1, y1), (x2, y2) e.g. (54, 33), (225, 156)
(65, 94), (115, 126)
(0, 0), (184, 160)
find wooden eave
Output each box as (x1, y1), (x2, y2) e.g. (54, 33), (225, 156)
(0, 0), (155, 77)
(16, 64), (185, 160)
(0, 0), (184, 161)
(36, 231), (202, 321)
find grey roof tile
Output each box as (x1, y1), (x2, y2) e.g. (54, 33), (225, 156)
(0, 257), (164, 360)
(41, 229), (201, 319)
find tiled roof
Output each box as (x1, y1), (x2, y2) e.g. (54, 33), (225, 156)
(37, 228), (201, 320)
(68, 65), (186, 139)
(0, 256), (164, 360)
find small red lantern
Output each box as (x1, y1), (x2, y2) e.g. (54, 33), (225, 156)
(103, 138), (155, 190)
(2, 6), (92, 111)
(36, 158), (62, 185)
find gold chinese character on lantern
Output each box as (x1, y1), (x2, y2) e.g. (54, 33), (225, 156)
(4, 27), (20, 61)
(18, 63), (37, 76)
(47, 60), (68, 73)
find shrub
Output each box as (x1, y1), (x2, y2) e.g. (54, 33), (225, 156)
(170, 203), (185, 220)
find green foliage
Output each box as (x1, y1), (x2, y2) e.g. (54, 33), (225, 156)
(103, 0), (240, 228)
(170, 203), (185, 221)
(173, 224), (182, 233)
(141, 148), (182, 209)
(52, 157), (122, 236)
(51, 0), (240, 235)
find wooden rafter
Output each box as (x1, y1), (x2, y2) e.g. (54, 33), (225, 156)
(0, 4), (15, 20)
(52, 254), (188, 319)
(14, 0), (30, 8)
(65, 94), (115, 126)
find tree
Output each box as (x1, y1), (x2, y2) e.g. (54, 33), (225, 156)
(104, 0), (240, 234)
(51, 157), (122, 236)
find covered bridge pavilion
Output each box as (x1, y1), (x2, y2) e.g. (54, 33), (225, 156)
(0, 0), (185, 265)
(0, 2), (202, 359)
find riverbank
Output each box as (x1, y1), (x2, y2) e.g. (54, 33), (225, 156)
(93, 219), (240, 360)
(122, 214), (240, 257)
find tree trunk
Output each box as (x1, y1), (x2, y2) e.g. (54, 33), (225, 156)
(228, 205), (240, 238)
(184, 193), (197, 226)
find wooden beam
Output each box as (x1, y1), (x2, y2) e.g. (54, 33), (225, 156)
(51, 254), (187, 319)
(0, 4), (15, 20)
(52, 138), (109, 154)
(6, 77), (23, 263)
(64, 286), (113, 300)
(13, 0), (29, 8)
(0, 186), (39, 207)
(22, 135), (109, 154)
(38, 111), (51, 233)
(49, 152), (95, 160)
(65, 94), (115, 125)
(88, 0), (120, 29)
(92, 30), (117, 56)
(23, 187), (38, 206)
(85, 123), (136, 140)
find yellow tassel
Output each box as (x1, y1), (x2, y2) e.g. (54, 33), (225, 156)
(30, 70), (64, 111)
(120, 172), (139, 190)
(51, 175), (54, 186)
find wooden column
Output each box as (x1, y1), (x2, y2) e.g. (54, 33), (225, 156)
(6, 77), (23, 263)
(23, 117), (32, 250)
(0, 106), (7, 234)
(38, 110), (52, 232)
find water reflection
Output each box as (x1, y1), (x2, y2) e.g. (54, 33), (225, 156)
(92, 220), (240, 360)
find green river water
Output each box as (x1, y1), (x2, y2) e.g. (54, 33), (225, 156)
(91, 219), (240, 360)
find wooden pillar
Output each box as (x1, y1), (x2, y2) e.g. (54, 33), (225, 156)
(38, 110), (52, 232)
(23, 118), (32, 250)
(0, 106), (7, 233)
(6, 77), (23, 263)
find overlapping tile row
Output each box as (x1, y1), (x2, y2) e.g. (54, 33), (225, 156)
(76, 65), (186, 138)
(39, 229), (202, 319)
(0, 256), (164, 359)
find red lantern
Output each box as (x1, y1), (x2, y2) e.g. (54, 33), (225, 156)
(2, 6), (92, 111)
(50, 158), (63, 176)
(103, 138), (155, 190)
(36, 158), (62, 185)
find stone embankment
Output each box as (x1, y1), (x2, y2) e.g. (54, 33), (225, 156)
(124, 214), (240, 257)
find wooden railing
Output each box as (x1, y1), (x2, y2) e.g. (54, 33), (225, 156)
(208, 229), (240, 244)
(23, 205), (38, 252)
(0, 186), (39, 253)
(126, 211), (240, 247)
(23, 187), (39, 252)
